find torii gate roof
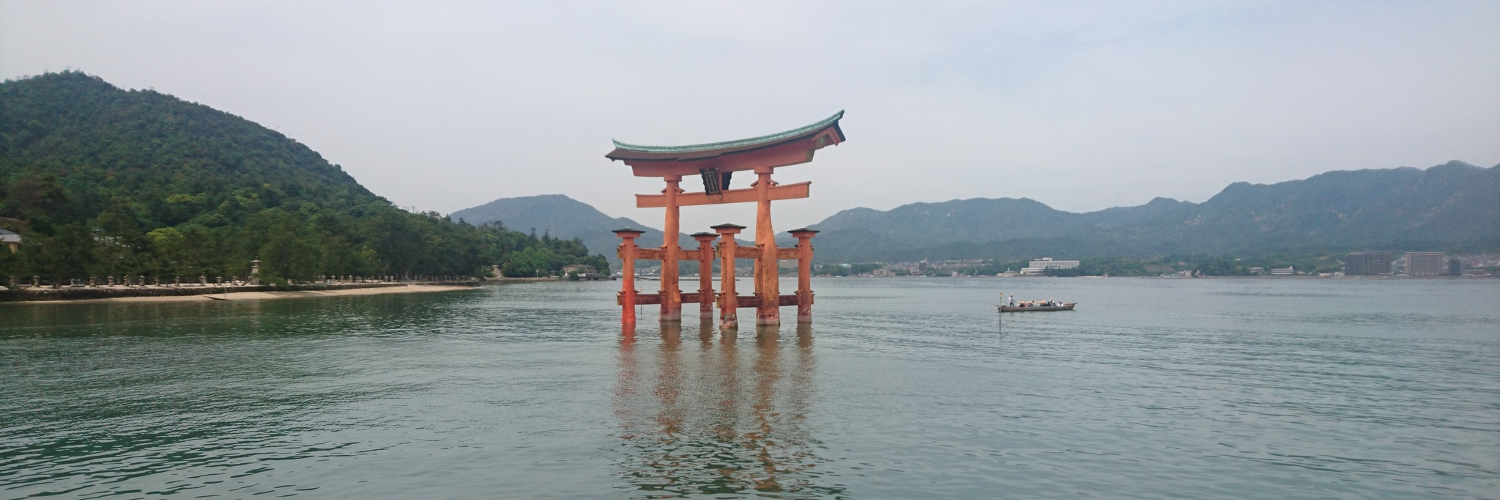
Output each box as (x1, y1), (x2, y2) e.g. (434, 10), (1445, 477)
(606, 111), (844, 177)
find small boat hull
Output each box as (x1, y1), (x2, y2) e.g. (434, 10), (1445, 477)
(998, 303), (1075, 312)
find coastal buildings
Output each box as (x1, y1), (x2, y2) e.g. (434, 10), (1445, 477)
(1344, 251), (1392, 276)
(1405, 252), (1446, 277)
(1021, 257), (1080, 276)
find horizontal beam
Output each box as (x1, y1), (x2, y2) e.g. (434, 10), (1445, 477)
(618, 292), (711, 305)
(717, 294), (805, 308)
(621, 246), (805, 261)
(621, 293), (809, 307)
(619, 248), (707, 261)
(624, 293), (663, 305)
(736, 247), (799, 259)
(636, 182), (810, 208)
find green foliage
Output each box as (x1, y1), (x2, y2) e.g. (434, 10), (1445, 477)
(0, 72), (609, 282)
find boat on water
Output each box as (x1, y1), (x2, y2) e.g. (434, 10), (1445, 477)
(998, 302), (1076, 312)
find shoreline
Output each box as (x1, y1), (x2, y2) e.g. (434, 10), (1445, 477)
(0, 283), (479, 305)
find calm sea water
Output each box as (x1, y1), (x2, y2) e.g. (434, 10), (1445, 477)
(2, 278), (1497, 499)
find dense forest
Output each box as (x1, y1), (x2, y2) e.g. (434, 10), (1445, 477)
(0, 72), (608, 284)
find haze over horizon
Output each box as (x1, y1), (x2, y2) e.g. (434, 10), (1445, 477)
(3, 1), (1497, 232)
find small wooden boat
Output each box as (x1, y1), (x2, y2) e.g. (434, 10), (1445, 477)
(998, 302), (1076, 312)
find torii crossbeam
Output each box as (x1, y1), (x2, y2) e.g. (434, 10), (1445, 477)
(606, 111), (845, 328)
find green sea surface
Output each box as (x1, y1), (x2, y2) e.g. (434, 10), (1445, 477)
(2, 278), (1497, 498)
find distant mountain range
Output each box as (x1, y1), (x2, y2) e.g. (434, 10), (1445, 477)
(449, 194), (692, 262)
(453, 162), (1498, 264)
(802, 161), (1497, 262)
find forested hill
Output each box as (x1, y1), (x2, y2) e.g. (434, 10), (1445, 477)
(803, 162), (1499, 263)
(0, 71), (607, 282)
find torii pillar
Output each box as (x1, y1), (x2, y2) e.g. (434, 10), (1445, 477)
(752, 166), (780, 325)
(712, 223), (745, 329)
(606, 111), (846, 327)
(691, 232), (717, 316)
(660, 175), (683, 321)
(613, 228), (645, 326)
(789, 228), (819, 323)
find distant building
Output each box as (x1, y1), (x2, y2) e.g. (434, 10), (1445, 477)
(0, 229), (19, 253)
(1344, 251), (1391, 276)
(1022, 257), (1079, 275)
(1448, 259), (1463, 276)
(1270, 266), (1294, 275)
(561, 264), (597, 275)
(1249, 267), (1266, 275)
(1028, 258), (1079, 269)
(1405, 252), (1445, 277)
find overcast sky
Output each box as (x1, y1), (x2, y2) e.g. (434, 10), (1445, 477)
(3, 1), (1497, 232)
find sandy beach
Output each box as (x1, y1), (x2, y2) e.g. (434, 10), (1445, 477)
(3, 284), (478, 305)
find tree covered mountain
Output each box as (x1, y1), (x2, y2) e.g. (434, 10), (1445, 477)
(804, 161), (1498, 263)
(0, 71), (607, 282)
(450, 194), (693, 263)
(450, 194), (759, 265)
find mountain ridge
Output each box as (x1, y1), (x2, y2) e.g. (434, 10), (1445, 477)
(804, 161), (1497, 262)
(449, 194), (687, 263)
(452, 161), (1497, 265)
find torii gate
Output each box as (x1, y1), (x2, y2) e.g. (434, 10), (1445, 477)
(607, 111), (845, 328)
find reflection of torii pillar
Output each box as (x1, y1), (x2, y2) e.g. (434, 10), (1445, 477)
(607, 111), (846, 326)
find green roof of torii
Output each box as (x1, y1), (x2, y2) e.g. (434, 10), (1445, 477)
(608, 111), (843, 160)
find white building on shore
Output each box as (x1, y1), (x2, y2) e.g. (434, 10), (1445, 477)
(1020, 257), (1080, 276)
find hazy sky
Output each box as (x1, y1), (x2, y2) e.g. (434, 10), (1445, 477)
(3, 1), (1498, 232)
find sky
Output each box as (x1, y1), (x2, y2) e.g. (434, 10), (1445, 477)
(3, 0), (1498, 232)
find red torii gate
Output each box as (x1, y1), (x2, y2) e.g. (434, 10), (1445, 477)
(607, 111), (845, 328)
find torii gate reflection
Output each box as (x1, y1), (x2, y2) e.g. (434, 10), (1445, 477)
(611, 322), (841, 496)
(607, 112), (845, 328)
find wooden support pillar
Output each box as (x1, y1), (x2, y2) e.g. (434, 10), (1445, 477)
(712, 223), (745, 330)
(660, 175), (683, 322)
(789, 228), (819, 323)
(752, 166), (780, 326)
(613, 228), (645, 326)
(692, 232), (717, 317)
